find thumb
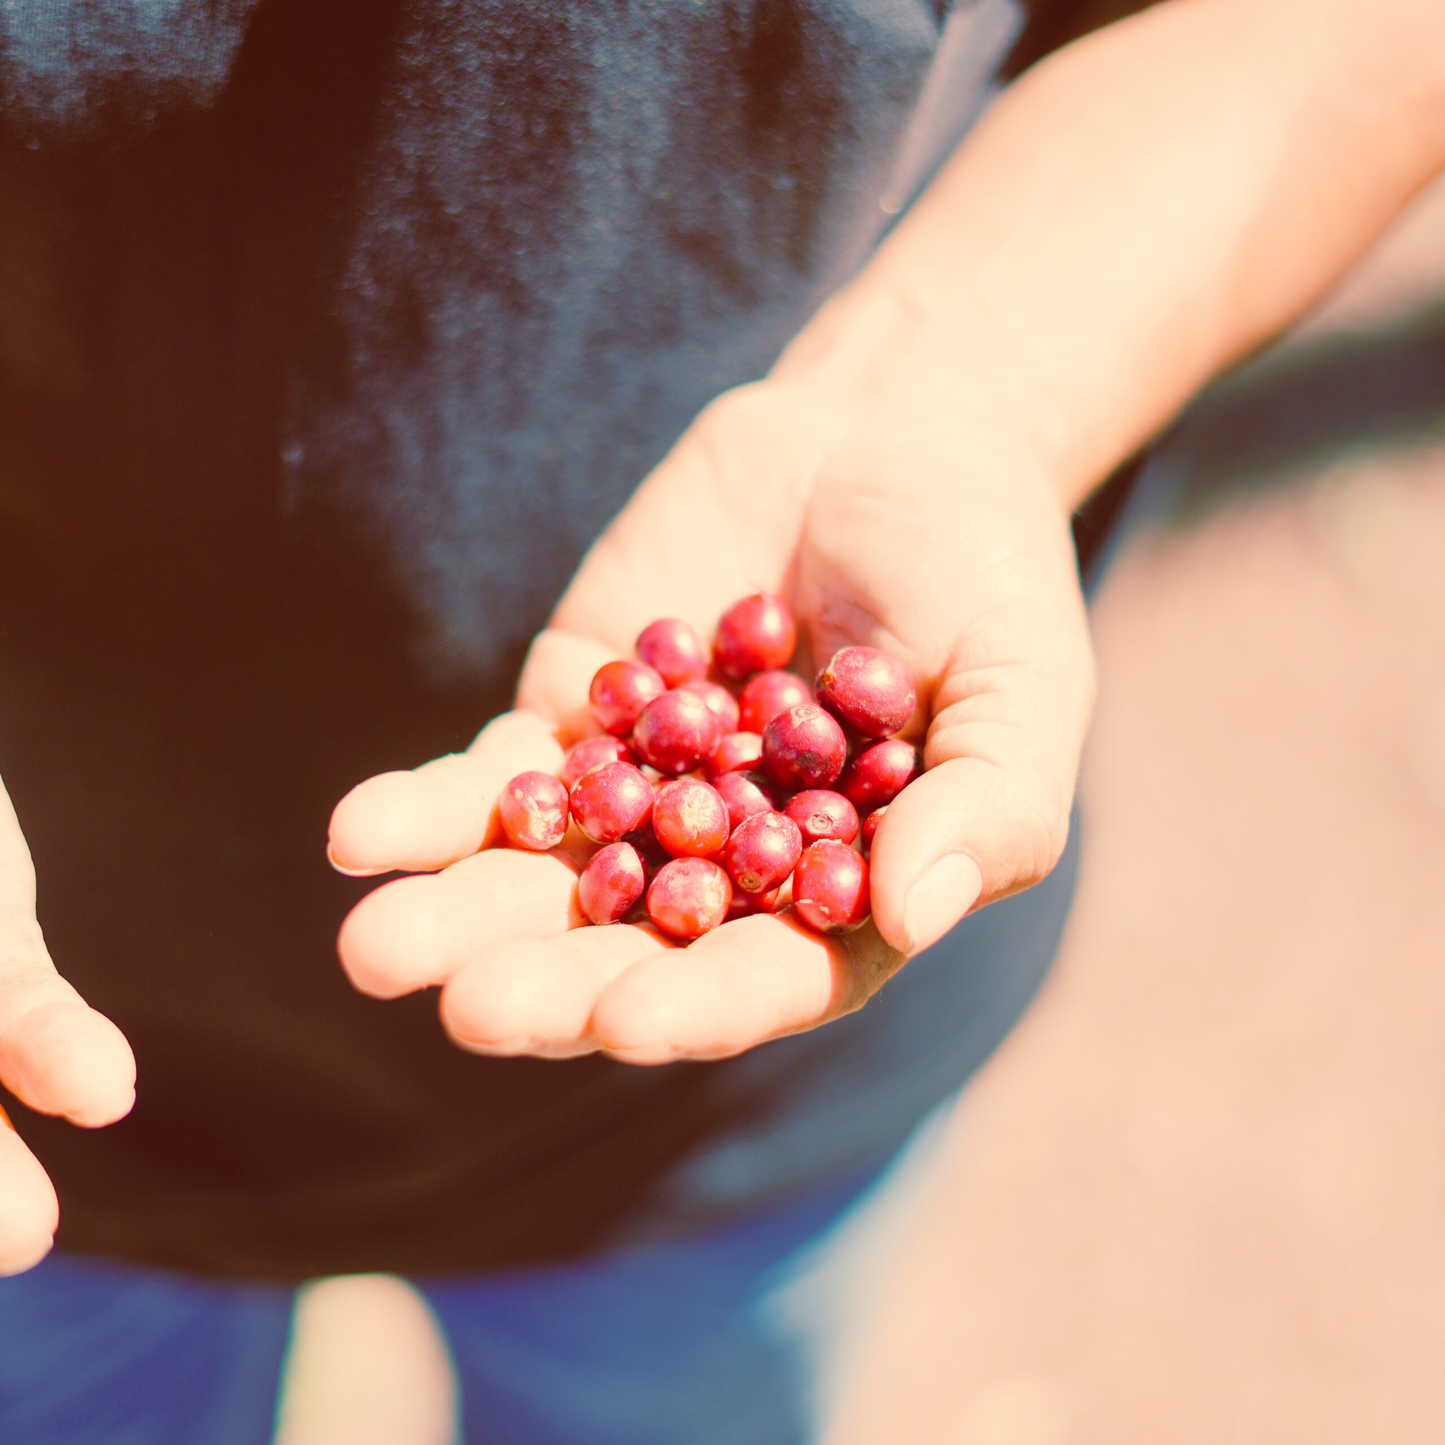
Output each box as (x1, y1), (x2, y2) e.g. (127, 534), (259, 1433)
(868, 606), (1095, 957)
(0, 1107), (59, 1275)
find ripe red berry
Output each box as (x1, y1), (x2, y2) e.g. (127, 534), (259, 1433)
(860, 805), (887, 855)
(814, 646), (917, 739)
(713, 594), (796, 680)
(712, 770), (778, 832)
(569, 761), (654, 843)
(738, 670), (813, 735)
(635, 618), (709, 688)
(703, 731), (763, 780)
(673, 678), (740, 735)
(722, 811), (803, 896)
(784, 789), (859, 847)
(559, 736), (635, 790)
(652, 777), (730, 859)
(792, 840), (870, 934)
(727, 884), (782, 920)
(646, 857), (732, 940)
(632, 689), (725, 776)
(623, 826), (671, 885)
(838, 739), (921, 811)
(577, 842), (647, 924)
(761, 704), (848, 790)
(589, 659), (666, 737)
(498, 770), (571, 851)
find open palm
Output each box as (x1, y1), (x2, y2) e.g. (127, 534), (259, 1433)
(328, 379), (1093, 1064)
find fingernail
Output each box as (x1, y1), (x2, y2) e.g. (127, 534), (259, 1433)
(903, 854), (984, 954)
(327, 845), (385, 878)
(0, 1236), (54, 1277)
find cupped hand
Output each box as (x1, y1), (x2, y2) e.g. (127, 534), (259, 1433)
(0, 779), (136, 1272)
(328, 380), (1094, 1064)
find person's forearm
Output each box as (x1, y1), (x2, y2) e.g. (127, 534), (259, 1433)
(774, 0), (1445, 510)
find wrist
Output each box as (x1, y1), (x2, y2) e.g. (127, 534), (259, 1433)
(770, 284), (1085, 520)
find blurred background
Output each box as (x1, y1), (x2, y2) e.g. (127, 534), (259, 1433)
(826, 164), (1445, 1443)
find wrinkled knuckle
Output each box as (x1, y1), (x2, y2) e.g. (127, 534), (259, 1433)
(839, 922), (906, 1011)
(693, 379), (828, 458)
(693, 380), (774, 437)
(1005, 774), (1073, 890)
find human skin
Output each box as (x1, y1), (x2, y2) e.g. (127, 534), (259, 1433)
(2, 0), (1444, 1270)
(329, 0), (1445, 1068)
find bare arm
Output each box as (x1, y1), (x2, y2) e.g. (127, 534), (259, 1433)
(776, 0), (1445, 505)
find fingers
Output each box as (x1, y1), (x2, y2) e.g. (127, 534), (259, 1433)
(591, 914), (904, 1063)
(799, 434), (1096, 955)
(0, 783), (137, 1127)
(440, 924), (671, 1058)
(0, 779), (135, 1275)
(867, 544), (1094, 954)
(337, 846), (586, 998)
(328, 711), (564, 876)
(0, 964), (136, 1125)
(0, 1120), (58, 1275)
(442, 912), (903, 1064)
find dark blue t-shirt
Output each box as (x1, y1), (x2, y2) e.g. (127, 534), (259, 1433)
(0, 0), (1087, 1279)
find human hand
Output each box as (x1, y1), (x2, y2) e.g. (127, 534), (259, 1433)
(328, 379), (1094, 1064)
(0, 779), (136, 1271)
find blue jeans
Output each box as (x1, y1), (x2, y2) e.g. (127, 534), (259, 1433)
(0, 1101), (955, 1445)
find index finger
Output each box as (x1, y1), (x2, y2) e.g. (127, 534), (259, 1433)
(591, 912), (905, 1064)
(327, 708), (570, 877)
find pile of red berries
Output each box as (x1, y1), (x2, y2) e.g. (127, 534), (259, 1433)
(496, 594), (920, 942)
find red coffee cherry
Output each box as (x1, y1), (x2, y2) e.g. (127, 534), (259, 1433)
(814, 646), (916, 739)
(723, 811), (803, 896)
(727, 884), (782, 920)
(784, 789), (859, 847)
(703, 731), (763, 780)
(559, 736), (635, 790)
(498, 771), (570, 851)
(589, 659), (666, 737)
(712, 770), (778, 833)
(673, 678), (740, 735)
(623, 826), (671, 886)
(652, 777), (730, 859)
(646, 857), (732, 940)
(860, 805), (887, 855)
(632, 689), (725, 776)
(636, 618), (709, 688)
(577, 842), (647, 924)
(738, 670), (813, 735)
(569, 761), (654, 843)
(838, 739), (921, 811)
(761, 704), (848, 790)
(792, 840), (870, 934)
(713, 594), (796, 680)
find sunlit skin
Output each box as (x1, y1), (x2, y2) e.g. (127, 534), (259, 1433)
(2, 0), (1444, 1272)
